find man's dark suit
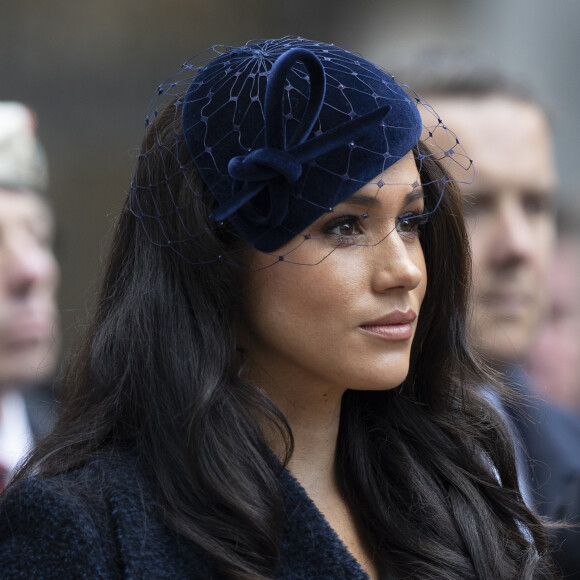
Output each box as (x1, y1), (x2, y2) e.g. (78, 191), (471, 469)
(507, 368), (580, 578)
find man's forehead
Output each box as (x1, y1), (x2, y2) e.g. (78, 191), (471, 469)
(459, 181), (554, 199)
(424, 95), (557, 191)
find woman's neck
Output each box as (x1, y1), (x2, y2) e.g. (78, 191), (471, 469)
(254, 378), (380, 580)
(281, 392), (342, 496)
(269, 388), (380, 580)
(241, 353), (345, 488)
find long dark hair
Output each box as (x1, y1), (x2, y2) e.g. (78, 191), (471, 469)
(15, 99), (554, 578)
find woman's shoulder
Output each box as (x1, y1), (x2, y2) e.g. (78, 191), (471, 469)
(0, 453), (211, 578)
(0, 455), (128, 577)
(1, 452), (147, 531)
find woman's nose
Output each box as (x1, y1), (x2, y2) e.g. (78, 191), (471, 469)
(370, 230), (425, 294)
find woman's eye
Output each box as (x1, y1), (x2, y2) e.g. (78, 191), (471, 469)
(396, 212), (427, 236)
(324, 216), (362, 239)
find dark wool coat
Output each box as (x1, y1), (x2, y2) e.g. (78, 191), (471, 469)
(0, 455), (376, 579)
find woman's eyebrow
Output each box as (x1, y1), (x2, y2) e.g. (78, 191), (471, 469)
(405, 188), (425, 204)
(336, 188), (425, 210)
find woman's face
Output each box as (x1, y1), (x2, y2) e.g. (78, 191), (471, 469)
(237, 152), (427, 402)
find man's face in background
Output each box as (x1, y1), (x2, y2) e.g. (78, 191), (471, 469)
(425, 95), (556, 365)
(0, 188), (59, 389)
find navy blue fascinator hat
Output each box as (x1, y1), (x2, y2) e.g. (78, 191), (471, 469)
(131, 36), (472, 262)
(181, 37), (421, 252)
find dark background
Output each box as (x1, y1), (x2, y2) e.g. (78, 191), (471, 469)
(2, 0), (578, 356)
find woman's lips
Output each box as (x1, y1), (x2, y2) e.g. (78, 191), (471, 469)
(359, 310), (417, 340)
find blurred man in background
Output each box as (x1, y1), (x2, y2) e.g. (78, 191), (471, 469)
(399, 55), (580, 577)
(526, 202), (580, 413)
(0, 102), (59, 492)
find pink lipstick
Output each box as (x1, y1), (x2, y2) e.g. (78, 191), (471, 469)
(359, 310), (417, 340)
